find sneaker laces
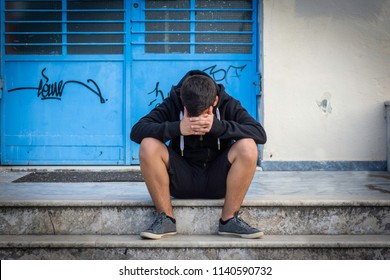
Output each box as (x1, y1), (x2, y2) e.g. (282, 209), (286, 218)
(233, 211), (257, 230)
(147, 212), (166, 230)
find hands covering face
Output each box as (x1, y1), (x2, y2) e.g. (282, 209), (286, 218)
(180, 106), (214, 136)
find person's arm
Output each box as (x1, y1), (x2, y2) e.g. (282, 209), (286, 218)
(209, 100), (267, 144)
(130, 98), (181, 144)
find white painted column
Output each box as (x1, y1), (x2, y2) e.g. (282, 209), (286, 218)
(386, 102), (390, 171)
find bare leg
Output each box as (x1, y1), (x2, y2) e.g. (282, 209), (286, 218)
(221, 138), (258, 221)
(139, 137), (174, 218)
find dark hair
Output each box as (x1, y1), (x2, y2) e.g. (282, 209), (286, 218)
(180, 75), (217, 117)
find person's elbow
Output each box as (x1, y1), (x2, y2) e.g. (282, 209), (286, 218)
(130, 126), (142, 144)
(256, 128), (267, 144)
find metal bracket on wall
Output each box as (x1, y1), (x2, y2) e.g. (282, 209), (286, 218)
(255, 72), (262, 97)
(0, 78), (4, 99)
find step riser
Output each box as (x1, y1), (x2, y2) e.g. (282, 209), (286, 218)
(1, 206), (389, 235)
(1, 247), (389, 260)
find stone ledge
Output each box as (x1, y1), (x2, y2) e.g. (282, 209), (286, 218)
(1, 235), (390, 249)
(1, 197), (390, 207)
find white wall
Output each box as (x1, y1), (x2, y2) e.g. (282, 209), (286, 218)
(262, 0), (390, 162)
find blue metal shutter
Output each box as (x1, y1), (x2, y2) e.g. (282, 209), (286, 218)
(130, 0), (259, 163)
(1, 0), (128, 165)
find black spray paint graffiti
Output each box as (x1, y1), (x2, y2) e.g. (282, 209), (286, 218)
(147, 82), (165, 108)
(145, 64), (247, 108)
(8, 68), (106, 103)
(202, 64), (247, 84)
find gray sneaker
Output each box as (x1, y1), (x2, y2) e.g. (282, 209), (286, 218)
(218, 212), (264, 239)
(140, 212), (177, 240)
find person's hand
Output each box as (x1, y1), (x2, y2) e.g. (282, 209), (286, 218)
(180, 107), (214, 136)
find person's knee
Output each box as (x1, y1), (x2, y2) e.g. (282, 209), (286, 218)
(139, 138), (166, 162)
(230, 139), (258, 164)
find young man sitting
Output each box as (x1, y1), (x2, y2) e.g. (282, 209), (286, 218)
(130, 70), (267, 239)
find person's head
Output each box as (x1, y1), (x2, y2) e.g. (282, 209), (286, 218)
(180, 74), (218, 117)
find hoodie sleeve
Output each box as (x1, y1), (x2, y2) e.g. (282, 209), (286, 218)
(209, 99), (267, 144)
(130, 97), (181, 144)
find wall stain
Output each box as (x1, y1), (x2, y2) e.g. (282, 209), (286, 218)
(316, 92), (332, 115)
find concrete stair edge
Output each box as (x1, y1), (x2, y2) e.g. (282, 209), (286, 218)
(1, 234), (390, 249)
(1, 198), (390, 207)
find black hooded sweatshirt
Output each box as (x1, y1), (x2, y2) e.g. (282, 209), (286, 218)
(130, 70), (267, 166)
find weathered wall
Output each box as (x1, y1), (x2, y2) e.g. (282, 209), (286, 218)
(262, 0), (390, 165)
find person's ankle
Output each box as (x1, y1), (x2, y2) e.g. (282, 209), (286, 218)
(220, 215), (234, 223)
(219, 217), (233, 225)
(159, 211), (176, 223)
(166, 215), (176, 224)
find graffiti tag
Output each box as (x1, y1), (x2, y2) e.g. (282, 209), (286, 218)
(147, 82), (165, 108)
(203, 64), (247, 84)
(8, 68), (106, 103)
(145, 64), (247, 108)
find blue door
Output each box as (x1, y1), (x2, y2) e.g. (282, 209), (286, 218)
(1, 0), (128, 165)
(130, 0), (259, 163)
(1, 0), (259, 165)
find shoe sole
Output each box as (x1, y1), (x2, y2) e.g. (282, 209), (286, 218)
(218, 231), (264, 239)
(140, 231), (177, 240)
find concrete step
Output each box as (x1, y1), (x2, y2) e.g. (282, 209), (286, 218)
(1, 234), (389, 260)
(1, 170), (390, 259)
(1, 199), (389, 235)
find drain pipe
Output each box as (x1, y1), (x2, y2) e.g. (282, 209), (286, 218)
(386, 101), (390, 171)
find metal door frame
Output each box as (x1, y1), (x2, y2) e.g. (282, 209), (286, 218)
(0, 0), (4, 164)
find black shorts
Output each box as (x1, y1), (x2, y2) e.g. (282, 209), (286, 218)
(168, 147), (232, 199)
